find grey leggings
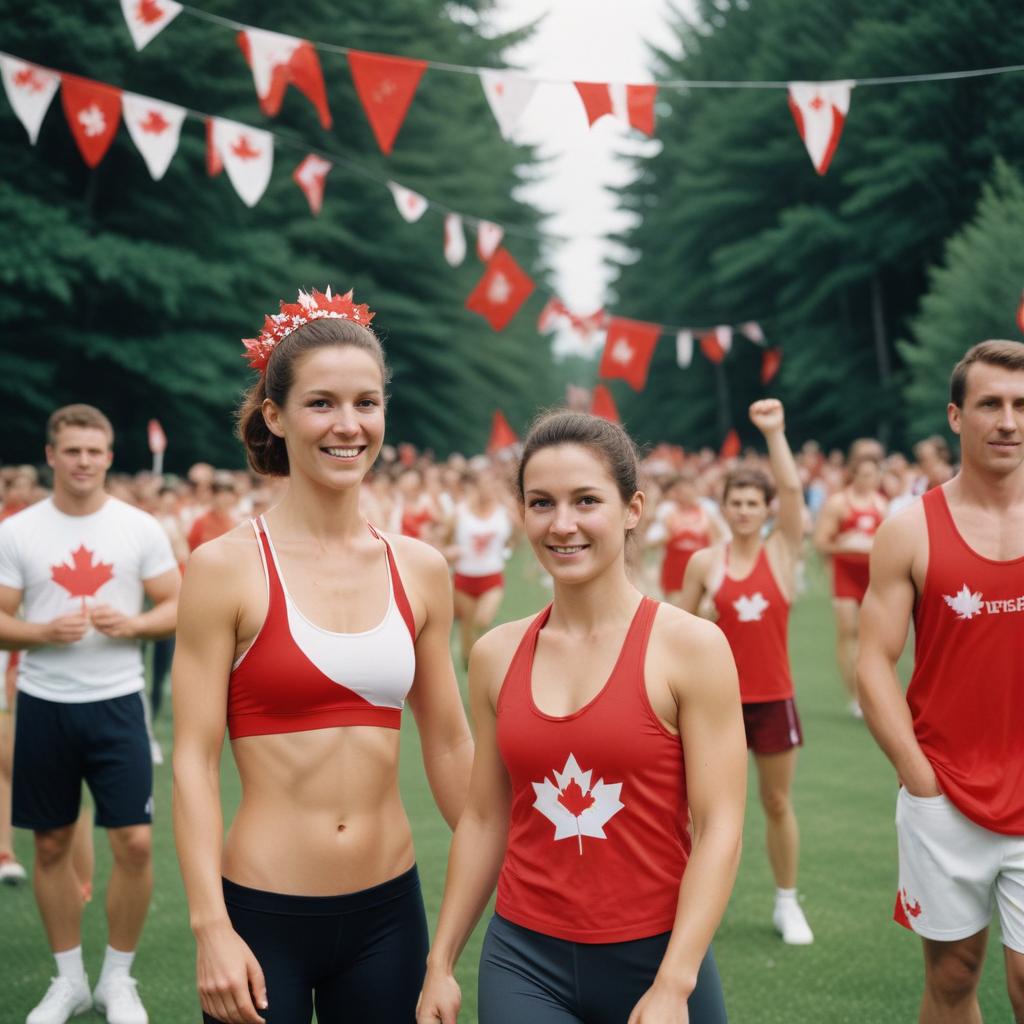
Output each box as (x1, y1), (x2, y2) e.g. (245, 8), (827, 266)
(478, 914), (728, 1023)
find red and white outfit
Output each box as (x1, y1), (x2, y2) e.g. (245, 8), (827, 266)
(713, 547), (802, 754)
(495, 597), (689, 942)
(452, 503), (511, 599)
(659, 508), (712, 596)
(893, 488), (1024, 949)
(831, 498), (884, 603)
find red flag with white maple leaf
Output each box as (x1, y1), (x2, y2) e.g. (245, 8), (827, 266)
(590, 384), (620, 424)
(0, 56), (60, 145)
(465, 248), (535, 331)
(292, 153), (332, 215)
(761, 347), (782, 385)
(122, 93), (185, 181)
(51, 545), (114, 613)
(574, 82), (657, 136)
(720, 429), (741, 460)
(61, 74), (121, 168)
(598, 317), (661, 391)
(237, 28), (332, 130)
(347, 50), (427, 156)
(487, 411), (518, 454)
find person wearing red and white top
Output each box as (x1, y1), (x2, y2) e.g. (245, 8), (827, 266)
(680, 399), (814, 946)
(858, 341), (1024, 1022)
(814, 455), (888, 718)
(417, 411), (745, 1024)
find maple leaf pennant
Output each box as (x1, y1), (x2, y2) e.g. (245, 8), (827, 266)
(761, 347), (782, 385)
(387, 181), (428, 223)
(122, 92), (185, 181)
(486, 410), (518, 454)
(590, 383), (620, 424)
(51, 545), (114, 610)
(444, 212), (466, 267)
(0, 56), (60, 144)
(574, 81), (657, 136)
(347, 50), (427, 156)
(119, 0), (183, 51)
(237, 28), (332, 129)
(210, 118), (273, 207)
(598, 316), (660, 391)
(292, 153), (332, 215)
(479, 68), (538, 140)
(787, 80), (854, 176)
(61, 74), (122, 169)
(476, 220), (504, 262)
(465, 248), (535, 331)
(675, 329), (694, 369)
(532, 753), (624, 855)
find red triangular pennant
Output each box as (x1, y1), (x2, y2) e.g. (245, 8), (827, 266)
(292, 153), (331, 215)
(238, 29), (332, 129)
(720, 429), (741, 460)
(761, 347), (782, 385)
(590, 384), (620, 424)
(700, 330), (726, 364)
(347, 50), (427, 155)
(205, 117), (222, 176)
(487, 410), (518, 454)
(598, 317), (661, 391)
(465, 248), (535, 331)
(573, 82), (656, 136)
(60, 74), (121, 168)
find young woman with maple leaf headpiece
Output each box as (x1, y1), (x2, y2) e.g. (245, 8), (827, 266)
(417, 411), (745, 1024)
(171, 289), (473, 1024)
(677, 399), (814, 947)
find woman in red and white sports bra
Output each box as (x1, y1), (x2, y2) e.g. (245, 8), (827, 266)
(813, 455), (888, 717)
(171, 290), (472, 1024)
(417, 411), (745, 1024)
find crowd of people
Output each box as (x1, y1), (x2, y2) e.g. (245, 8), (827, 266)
(0, 296), (1020, 1024)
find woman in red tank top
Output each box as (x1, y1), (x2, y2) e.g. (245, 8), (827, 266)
(417, 412), (746, 1024)
(172, 290), (472, 1024)
(650, 473), (725, 601)
(679, 400), (814, 947)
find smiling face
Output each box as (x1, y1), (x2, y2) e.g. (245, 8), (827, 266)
(949, 362), (1024, 477)
(263, 345), (385, 489)
(522, 443), (642, 583)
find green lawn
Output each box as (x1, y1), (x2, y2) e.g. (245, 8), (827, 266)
(2, 550), (1012, 1022)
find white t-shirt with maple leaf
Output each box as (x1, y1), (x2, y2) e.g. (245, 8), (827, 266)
(0, 497), (176, 703)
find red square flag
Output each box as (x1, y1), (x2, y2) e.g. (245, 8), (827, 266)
(466, 248), (535, 331)
(598, 317), (661, 391)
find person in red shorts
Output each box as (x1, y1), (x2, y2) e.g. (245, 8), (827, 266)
(680, 398), (813, 945)
(858, 340), (1024, 1023)
(814, 454), (887, 718)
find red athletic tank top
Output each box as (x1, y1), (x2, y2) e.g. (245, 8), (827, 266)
(907, 487), (1024, 834)
(495, 597), (690, 943)
(713, 546), (794, 703)
(838, 497), (884, 537)
(226, 519), (417, 740)
(660, 512), (711, 594)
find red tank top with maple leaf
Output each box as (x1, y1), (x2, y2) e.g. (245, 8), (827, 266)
(495, 597), (690, 943)
(713, 546), (794, 703)
(908, 487), (1024, 834)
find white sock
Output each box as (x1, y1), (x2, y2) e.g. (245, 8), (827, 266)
(99, 945), (135, 983)
(775, 887), (798, 904)
(54, 946), (87, 985)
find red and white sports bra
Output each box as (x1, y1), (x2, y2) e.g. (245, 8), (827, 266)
(226, 517), (417, 740)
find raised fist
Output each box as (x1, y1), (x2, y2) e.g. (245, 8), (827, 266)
(749, 399), (785, 435)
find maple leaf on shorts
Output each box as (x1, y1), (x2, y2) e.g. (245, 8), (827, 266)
(51, 545), (114, 608)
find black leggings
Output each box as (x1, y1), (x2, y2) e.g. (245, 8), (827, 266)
(202, 866), (428, 1023)
(478, 914), (728, 1024)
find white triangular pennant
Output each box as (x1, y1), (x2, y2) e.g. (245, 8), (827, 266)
(479, 69), (538, 141)
(387, 181), (428, 223)
(122, 93), (185, 180)
(715, 325), (733, 356)
(119, 0), (183, 51)
(444, 213), (466, 267)
(787, 80), (854, 175)
(476, 220), (504, 261)
(211, 118), (273, 207)
(0, 56), (59, 144)
(240, 27), (302, 101)
(739, 321), (765, 345)
(675, 330), (693, 368)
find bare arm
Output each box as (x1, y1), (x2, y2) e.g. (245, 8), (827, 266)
(629, 617), (746, 1022)
(416, 626), (519, 1024)
(90, 568), (180, 640)
(855, 511), (938, 796)
(677, 549), (711, 616)
(812, 496), (844, 556)
(171, 544), (267, 1024)
(750, 400), (804, 553)
(0, 584), (89, 650)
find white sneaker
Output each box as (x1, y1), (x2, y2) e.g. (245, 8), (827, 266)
(93, 976), (148, 1024)
(25, 977), (92, 1024)
(773, 898), (814, 945)
(848, 698), (864, 720)
(0, 854), (27, 884)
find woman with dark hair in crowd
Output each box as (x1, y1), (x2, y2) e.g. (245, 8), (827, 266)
(172, 289), (473, 1024)
(417, 410), (745, 1024)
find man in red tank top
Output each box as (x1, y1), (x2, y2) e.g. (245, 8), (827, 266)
(858, 340), (1024, 1023)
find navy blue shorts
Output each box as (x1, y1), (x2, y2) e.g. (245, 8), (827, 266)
(479, 914), (728, 1023)
(12, 690), (153, 831)
(202, 865), (429, 1023)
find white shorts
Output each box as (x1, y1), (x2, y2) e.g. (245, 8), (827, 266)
(896, 788), (1024, 951)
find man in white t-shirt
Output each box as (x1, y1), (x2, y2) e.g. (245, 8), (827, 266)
(0, 405), (179, 1024)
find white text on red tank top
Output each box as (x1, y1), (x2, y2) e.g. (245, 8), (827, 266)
(942, 584), (1024, 620)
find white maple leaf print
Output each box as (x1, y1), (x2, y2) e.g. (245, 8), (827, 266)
(733, 591), (769, 622)
(487, 271), (512, 304)
(610, 338), (634, 365)
(78, 104), (107, 137)
(943, 584), (984, 620)
(532, 753), (624, 855)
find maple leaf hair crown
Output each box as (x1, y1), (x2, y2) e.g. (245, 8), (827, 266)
(242, 287), (376, 373)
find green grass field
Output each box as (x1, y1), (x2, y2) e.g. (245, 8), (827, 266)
(2, 550), (1012, 1022)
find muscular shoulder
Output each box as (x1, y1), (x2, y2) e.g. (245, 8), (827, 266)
(182, 524), (261, 595)
(651, 602), (736, 695)
(686, 544), (716, 578)
(385, 532), (450, 591)
(875, 498), (925, 551)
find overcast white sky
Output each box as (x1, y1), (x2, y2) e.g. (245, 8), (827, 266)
(489, 0), (686, 314)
